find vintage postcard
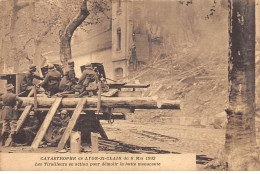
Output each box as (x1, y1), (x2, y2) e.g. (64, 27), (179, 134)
(0, 0), (259, 171)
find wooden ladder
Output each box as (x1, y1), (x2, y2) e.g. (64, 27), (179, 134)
(57, 98), (87, 151)
(31, 98), (62, 149)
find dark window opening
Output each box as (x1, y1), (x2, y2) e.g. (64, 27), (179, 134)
(117, 28), (121, 51)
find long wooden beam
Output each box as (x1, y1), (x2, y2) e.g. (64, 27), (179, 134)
(108, 83), (150, 89)
(19, 97), (180, 110)
(16, 105), (33, 133)
(57, 98), (87, 151)
(31, 98), (62, 149)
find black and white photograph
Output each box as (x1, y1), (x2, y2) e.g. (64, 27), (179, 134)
(0, 0), (260, 171)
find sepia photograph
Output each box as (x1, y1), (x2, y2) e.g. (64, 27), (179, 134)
(0, 0), (259, 171)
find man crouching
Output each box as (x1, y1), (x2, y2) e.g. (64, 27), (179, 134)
(1, 84), (23, 147)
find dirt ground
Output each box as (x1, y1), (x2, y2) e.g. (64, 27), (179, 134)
(0, 115), (227, 171)
(1, 112), (260, 171)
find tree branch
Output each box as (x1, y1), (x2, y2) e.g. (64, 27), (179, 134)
(60, 0), (90, 64)
(65, 0), (89, 38)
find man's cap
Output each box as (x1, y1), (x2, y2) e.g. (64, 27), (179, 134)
(7, 84), (14, 90)
(61, 110), (68, 114)
(48, 64), (55, 69)
(29, 65), (36, 70)
(29, 111), (35, 115)
(85, 63), (92, 68)
(68, 60), (74, 65)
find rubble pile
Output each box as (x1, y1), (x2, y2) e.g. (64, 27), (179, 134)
(128, 38), (260, 129)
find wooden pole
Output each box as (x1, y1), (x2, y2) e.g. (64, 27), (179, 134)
(97, 82), (101, 111)
(91, 132), (99, 153)
(57, 98), (87, 151)
(20, 97), (180, 110)
(16, 105), (33, 133)
(31, 98), (62, 149)
(33, 85), (37, 109)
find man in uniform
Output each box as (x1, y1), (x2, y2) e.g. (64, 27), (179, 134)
(77, 63), (98, 97)
(39, 64), (61, 97)
(1, 84), (23, 146)
(20, 111), (39, 145)
(66, 60), (78, 85)
(59, 70), (75, 94)
(20, 65), (43, 96)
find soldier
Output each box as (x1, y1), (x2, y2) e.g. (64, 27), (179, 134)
(20, 111), (39, 145)
(39, 64), (61, 97)
(54, 110), (70, 134)
(0, 84), (23, 147)
(59, 70), (75, 93)
(66, 60), (78, 85)
(20, 65), (43, 95)
(77, 63), (98, 97)
(44, 110), (70, 144)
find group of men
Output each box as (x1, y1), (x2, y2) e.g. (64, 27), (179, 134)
(20, 60), (98, 97)
(0, 60), (98, 147)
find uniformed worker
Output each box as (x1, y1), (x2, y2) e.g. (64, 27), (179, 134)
(0, 84), (23, 147)
(20, 111), (39, 145)
(77, 63), (98, 97)
(59, 70), (75, 93)
(66, 60), (78, 85)
(39, 64), (61, 97)
(55, 110), (70, 134)
(20, 65), (43, 95)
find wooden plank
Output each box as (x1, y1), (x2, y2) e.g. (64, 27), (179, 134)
(31, 97), (62, 149)
(109, 83), (150, 89)
(70, 131), (81, 153)
(91, 132), (99, 153)
(16, 105), (33, 132)
(101, 89), (118, 97)
(97, 82), (101, 111)
(27, 89), (34, 97)
(117, 91), (142, 97)
(123, 84), (150, 88)
(4, 135), (12, 147)
(18, 108), (103, 111)
(5, 105), (33, 146)
(33, 85), (37, 109)
(57, 98), (87, 151)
